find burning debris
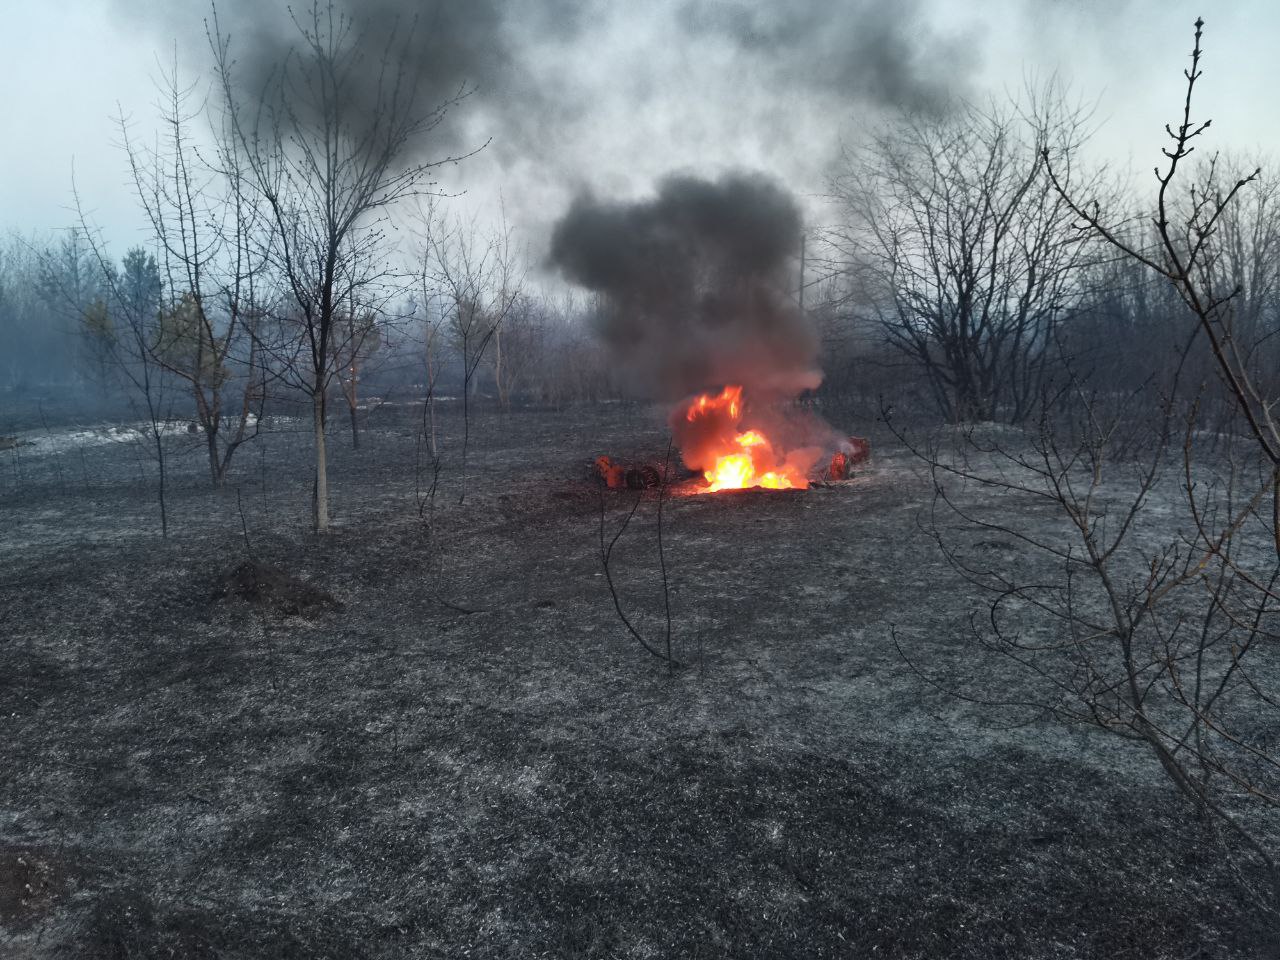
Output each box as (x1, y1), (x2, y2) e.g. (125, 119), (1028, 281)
(828, 437), (871, 480)
(673, 385), (816, 491)
(668, 384), (871, 491)
(594, 393), (869, 494)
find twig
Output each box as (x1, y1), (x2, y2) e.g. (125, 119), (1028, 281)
(598, 481), (682, 668)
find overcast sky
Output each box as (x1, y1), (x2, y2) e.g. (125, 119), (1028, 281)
(3, 0), (1278, 263)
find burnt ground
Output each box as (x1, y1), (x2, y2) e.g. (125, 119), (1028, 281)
(0, 401), (1276, 959)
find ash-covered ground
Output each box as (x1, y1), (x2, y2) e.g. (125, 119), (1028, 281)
(0, 401), (1275, 958)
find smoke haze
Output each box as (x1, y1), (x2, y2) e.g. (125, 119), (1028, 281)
(108, 0), (590, 160)
(678, 0), (976, 114)
(108, 0), (977, 167)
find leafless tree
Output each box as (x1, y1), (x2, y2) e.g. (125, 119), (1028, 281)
(829, 82), (1111, 422)
(522, 292), (621, 409)
(50, 204), (177, 537)
(414, 262), (445, 459)
(490, 293), (546, 410)
(211, 0), (478, 531)
(1197, 156), (1280, 414)
(419, 210), (524, 504)
(119, 55), (269, 488)
(31, 228), (111, 392)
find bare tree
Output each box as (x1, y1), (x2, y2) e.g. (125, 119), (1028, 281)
(45, 215), (176, 537)
(526, 292), (622, 408)
(490, 293), (546, 410)
(0, 237), (64, 392)
(34, 228), (112, 392)
(1199, 157), (1280, 413)
(119, 57), (269, 488)
(212, 1), (478, 531)
(830, 83), (1109, 422)
(419, 210), (524, 504)
(415, 260), (446, 460)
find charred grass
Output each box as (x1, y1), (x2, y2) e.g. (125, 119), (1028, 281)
(0, 404), (1275, 958)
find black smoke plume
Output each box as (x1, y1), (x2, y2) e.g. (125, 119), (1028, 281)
(549, 171), (821, 401)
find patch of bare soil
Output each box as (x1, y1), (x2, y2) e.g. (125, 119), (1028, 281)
(215, 560), (344, 617)
(0, 846), (64, 935)
(0, 403), (1275, 958)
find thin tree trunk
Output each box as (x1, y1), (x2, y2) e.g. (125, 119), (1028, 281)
(152, 423), (168, 538)
(1272, 466), (1279, 560)
(313, 389), (329, 532)
(428, 391), (438, 457)
(459, 371), (470, 506)
(494, 328), (508, 410)
(206, 428), (224, 488)
(346, 356), (361, 450)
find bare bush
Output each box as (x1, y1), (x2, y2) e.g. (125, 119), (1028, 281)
(898, 19), (1280, 919)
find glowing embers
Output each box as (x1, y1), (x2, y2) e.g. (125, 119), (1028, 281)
(677, 385), (809, 493)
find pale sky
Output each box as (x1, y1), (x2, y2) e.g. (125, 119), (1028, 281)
(2, 0), (1277, 261)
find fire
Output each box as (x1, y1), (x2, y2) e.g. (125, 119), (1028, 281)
(686, 385), (742, 422)
(676, 385), (809, 492)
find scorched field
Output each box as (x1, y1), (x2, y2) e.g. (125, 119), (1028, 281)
(0, 401), (1275, 959)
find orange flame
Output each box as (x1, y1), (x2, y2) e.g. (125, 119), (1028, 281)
(686, 385), (742, 423)
(679, 385), (808, 492)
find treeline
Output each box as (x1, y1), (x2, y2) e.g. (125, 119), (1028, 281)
(0, 228), (621, 414)
(816, 84), (1280, 427)
(2, 4), (1277, 522)
(0, 229), (106, 396)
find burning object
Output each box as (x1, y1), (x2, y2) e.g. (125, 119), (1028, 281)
(672, 385), (818, 491)
(595, 417), (868, 496)
(828, 437), (871, 480)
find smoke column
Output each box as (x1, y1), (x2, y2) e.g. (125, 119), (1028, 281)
(549, 171), (819, 401)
